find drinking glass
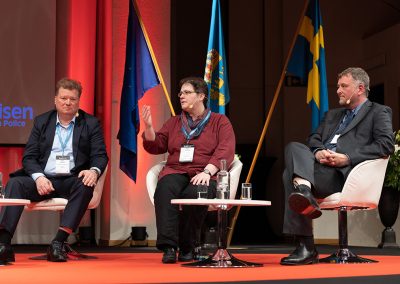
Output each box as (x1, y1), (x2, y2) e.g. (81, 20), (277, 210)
(197, 184), (208, 199)
(241, 183), (252, 200)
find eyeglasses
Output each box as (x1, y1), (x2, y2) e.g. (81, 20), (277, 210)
(177, 90), (197, 97)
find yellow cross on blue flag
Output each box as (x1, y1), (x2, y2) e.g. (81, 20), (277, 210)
(118, 0), (160, 182)
(287, 0), (328, 131)
(204, 0), (230, 114)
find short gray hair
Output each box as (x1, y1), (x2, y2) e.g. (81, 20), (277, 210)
(338, 67), (370, 96)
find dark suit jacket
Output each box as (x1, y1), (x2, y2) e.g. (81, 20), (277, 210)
(13, 109), (108, 177)
(308, 100), (394, 177)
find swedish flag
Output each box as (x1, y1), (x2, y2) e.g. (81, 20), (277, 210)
(204, 0), (230, 114)
(287, 0), (328, 131)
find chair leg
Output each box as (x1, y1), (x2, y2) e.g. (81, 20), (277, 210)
(319, 207), (378, 264)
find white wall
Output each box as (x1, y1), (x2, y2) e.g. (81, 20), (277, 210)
(314, 210), (400, 247)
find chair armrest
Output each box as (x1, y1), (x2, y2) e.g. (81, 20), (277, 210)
(229, 158), (243, 200)
(145, 158), (243, 207)
(88, 164), (108, 209)
(146, 161), (167, 205)
(338, 158), (389, 208)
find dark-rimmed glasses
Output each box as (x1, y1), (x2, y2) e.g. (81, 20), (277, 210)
(177, 90), (197, 97)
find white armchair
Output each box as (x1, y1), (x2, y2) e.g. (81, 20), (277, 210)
(26, 165), (108, 260)
(317, 158), (389, 263)
(146, 158), (243, 205)
(26, 165), (108, 211)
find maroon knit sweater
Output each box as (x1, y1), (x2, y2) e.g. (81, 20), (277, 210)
(143, 112), (235, 180)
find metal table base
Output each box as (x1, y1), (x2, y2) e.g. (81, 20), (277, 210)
(170, 199), (271, 268)
(183, 248), (262, 268)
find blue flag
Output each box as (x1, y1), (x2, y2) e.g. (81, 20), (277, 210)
(118, 0), (159, 182)
(287, 0), (328, 131)
(204, 0), (230, 114)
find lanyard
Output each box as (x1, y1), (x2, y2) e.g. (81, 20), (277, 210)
(56, 123), (74, 155)
(181, 110), (211, 141)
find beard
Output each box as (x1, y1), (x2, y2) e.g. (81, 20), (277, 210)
(338, 96), (348, 106)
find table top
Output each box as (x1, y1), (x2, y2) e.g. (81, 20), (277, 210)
(0, 198), (31, 206)
(171, 199), (271, 206)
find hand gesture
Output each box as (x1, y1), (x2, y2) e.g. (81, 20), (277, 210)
(141, 105), (156, 141)
(142, 105), (153, 129)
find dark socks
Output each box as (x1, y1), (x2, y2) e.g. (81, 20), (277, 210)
(53, 229), (70, 243)
(0, 229), (12, 244)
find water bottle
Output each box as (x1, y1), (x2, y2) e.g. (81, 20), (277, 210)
(216, 159), (230, 199)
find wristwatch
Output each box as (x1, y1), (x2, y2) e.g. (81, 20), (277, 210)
(203, 169), (211, 176)
(90, 167), (101, 177)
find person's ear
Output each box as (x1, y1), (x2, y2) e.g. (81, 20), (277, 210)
(199, 93), (206, 101)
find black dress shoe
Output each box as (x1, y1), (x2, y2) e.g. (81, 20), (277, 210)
(47, 241), (67, 262)
(289, 184), (322, 219)
(280, 244), (319, 265)
(178, 250), (193, 262)
(162, 247), (177, 264)
(0, 243), (15, 264)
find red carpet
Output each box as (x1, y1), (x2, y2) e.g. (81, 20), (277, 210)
(1, 253), (399, 283)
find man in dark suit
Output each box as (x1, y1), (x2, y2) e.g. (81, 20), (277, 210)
(280, 67), (394, 265)
(0, 78), (108, 264)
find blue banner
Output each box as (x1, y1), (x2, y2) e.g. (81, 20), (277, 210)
(118, 0), (159, 182)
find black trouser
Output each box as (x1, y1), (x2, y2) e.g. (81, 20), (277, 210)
(0, 175), (94, 237)
(153, 174), (216, 252)
(282, 142), (345, 236)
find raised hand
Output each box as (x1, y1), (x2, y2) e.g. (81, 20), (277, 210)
(142, 105), (153, 128)
(142, 105), (156, 141)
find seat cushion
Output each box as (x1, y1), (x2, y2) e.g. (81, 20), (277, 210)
(26, 198), (68, 211)
(318, 193), (342, 209)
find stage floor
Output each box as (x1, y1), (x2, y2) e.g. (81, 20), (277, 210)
(2, 245), (400, 283)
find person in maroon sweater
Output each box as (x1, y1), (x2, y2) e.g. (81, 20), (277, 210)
(141, 77), (235, 264)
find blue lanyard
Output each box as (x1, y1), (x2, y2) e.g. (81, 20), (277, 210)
(181, 110), (211, 141)
(56, 123), (74, 155)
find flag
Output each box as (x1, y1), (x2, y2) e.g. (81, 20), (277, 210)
(287, 0), (328, 131)
(118, 0), (159, 182)
(204, 0), (230, 114)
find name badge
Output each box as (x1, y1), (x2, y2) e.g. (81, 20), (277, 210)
(179, 144), (195, 163)
(55, 155), (71, 175)
(330, 134), (340, 144)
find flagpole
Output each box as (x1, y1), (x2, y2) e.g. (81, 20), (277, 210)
(227, 0), (310, 245)
(132, 0), (176, 116)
